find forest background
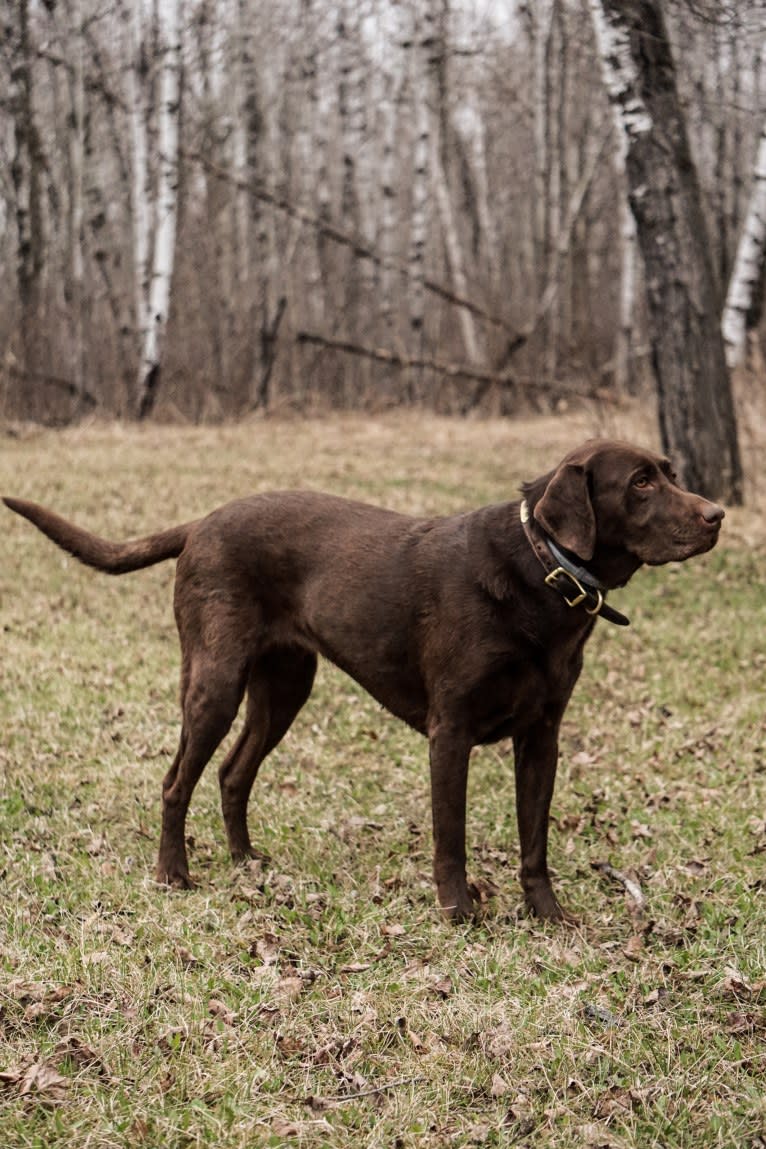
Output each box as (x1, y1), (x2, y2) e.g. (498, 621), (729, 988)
(3, 0), (766, 465)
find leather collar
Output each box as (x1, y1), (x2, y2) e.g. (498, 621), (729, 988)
(519, 499), (630, 627)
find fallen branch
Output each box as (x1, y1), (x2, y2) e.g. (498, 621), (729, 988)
(184, 149), (519, 338)
(308, 1075), (424, 1106)
(591, 860), (646, 911)
(7, 365), (98, 410)
(186, 144), (612, 371)
(297, 331), (620, 403)
(298, 331), (516, 386)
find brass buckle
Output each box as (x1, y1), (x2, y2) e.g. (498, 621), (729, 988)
(585, 589), (604, 616)
(544, 566), (588, 608)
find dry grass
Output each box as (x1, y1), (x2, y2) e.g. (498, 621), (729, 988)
(1, 407), (765, 1148)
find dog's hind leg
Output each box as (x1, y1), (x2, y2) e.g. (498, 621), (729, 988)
(219, 647), (317, 863)
(157, 650), (249, 888)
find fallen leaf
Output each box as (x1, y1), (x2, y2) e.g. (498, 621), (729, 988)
(176, 946), (200, 967)
(396, 1015), (428, 1053)
(471, 876), (500, 903)
(83, 951), (111, 966)
(208, 998), (237, 1026)
(581, 1003), (620, 1028)
(335, 1069), (368, 1094)
(271, 1119), (300, 1137)
(7, 980), (47, 1002)
(276, 976), (304, 1002)
(19, 1061), (69, 1102)
(725, 1010), (762, 1034)
(305, 1094), (333, 1112)
(720, 967), (752, 998)
(55, 1036), (111, 1076)
(254, 934), (280, 965)
(491, 1072), (511, 1097)
(623, 934), (644, 961)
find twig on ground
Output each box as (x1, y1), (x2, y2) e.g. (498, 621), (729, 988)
(308, 1075), (424, 1106)
(591, 860), (646, 911)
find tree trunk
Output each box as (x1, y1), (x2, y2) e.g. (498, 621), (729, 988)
(588, 0), (638, 393)
(722, 120), (766, 369)
(64, 0), (89, 417)
(134, 0), (182, 420)
(432, 0), (480, 366)
(407, 2), (434, 397)
(10, 0), (46, 402)
(591, 0), (743, 505)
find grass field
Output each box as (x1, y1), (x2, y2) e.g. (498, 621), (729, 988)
(1, 409), (765, 1148)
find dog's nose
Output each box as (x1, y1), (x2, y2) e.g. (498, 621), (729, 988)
(701, 502), (725, 524)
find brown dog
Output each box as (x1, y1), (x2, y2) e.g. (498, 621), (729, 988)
(4, 440), (723, 920)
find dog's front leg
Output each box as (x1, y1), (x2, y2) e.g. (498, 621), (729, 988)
(428, 720), (475, 921)
(513, 713), (573, 922)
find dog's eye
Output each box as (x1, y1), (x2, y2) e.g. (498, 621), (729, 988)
(633, 476), (650, 489)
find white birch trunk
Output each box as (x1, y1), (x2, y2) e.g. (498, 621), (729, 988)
(408, 5), (432, 361)
(135, 0), (182, 418)
(722, 121), (766, 368)
(544, 3), (562, 377)
(129, 0), (151, 394)
(379, 62), (403, 335)
(67, 0), (86, 411)
(433, 137), (479, 364)
(453, 100), (498, 289)
(531, 0), (553, 292)
(232, 0), (251, 294)
(295, 0), (323, 327)
(588, 0), (639, 391)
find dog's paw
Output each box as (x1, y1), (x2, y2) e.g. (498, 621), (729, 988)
(525, 888), (578, 925)
(437, 881), (477, 923)
(231, 845), (272, 867)
(156, 865), (195, 890)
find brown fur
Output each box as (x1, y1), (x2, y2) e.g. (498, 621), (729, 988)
(4, 440), (724, 921)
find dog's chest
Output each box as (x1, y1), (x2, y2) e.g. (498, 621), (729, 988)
(469, 635), (587, 745)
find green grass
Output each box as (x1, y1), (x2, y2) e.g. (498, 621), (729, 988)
(1, 411), (765, 1147)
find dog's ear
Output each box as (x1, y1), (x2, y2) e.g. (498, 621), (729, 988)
(533, 462), (596, 560)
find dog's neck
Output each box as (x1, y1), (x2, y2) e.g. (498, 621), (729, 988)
(519, 499), (631, 626)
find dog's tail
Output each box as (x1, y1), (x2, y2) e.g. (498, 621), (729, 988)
(3, 497), (195, 575)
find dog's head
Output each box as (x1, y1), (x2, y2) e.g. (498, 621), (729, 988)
(532, 440), (724, 573)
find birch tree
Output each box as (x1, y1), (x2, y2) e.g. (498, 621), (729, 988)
(132, 0), (182, 419)
(9, 0), (46, 393)
(407, 3), (434, 381)
(722, 120), (766, 368)
(589, 0), (743, 504)
(588, 0), (638, 392)
(62, 0), (88, 415)
(432, 0), (480, 365)
(0, 0), (763, 423)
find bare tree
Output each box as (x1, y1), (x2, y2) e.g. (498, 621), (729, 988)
(406, 2), (434, 397)
(588, 0), (637, 392)
(722, 119), (766, 368)
(432, 0), (481, 365)
(0, 0), (763, 432)
(9, 0), (46, 403)
(132, 0), (182, 419)
(590, 0), (743, 503)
